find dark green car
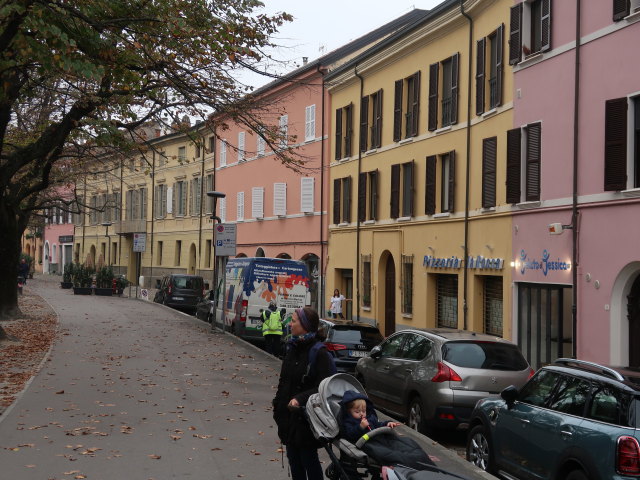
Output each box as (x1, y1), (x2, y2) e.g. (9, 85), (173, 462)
(466, 358), (640, 479)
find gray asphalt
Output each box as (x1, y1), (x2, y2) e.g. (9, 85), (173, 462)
(0, 276), (495, 480)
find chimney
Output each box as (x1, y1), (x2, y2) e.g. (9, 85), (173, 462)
(302, 57), (308, 65)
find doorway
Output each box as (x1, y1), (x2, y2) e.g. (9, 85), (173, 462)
(384, 255), (396, 337)
(628, 275), (640, 368)
(188, 243), (197, 274)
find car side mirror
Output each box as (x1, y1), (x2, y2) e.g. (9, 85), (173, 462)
(208, 290), (214, 300)
(501, 385), (518, 408)
(370, 345), (382, 359)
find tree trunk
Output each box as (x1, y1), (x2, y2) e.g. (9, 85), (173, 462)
(0, 199), (22, 321)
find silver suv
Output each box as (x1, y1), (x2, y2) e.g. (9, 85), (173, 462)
(355, 328), (533, 433)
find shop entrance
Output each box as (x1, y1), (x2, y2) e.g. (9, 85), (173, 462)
(628, 275), (640, 368)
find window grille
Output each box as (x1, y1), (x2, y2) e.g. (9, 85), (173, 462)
(436, 274), (458, 328)
(401, 255), (414, 314)
(484, 276), (503, 337)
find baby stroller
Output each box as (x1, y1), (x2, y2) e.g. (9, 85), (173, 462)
(305, 373), (471, 480)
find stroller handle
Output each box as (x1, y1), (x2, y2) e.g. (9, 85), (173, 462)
(354, 425), (395, 449)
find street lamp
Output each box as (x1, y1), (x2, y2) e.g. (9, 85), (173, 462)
(101, 222), (113, 265)
(207, 191), (225, 332)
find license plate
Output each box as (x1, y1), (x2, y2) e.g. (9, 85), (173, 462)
(350, 350), (368, 358)
(173, 296), (184, 301)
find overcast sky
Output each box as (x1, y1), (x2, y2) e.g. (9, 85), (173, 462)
(242, 0), (443, 89)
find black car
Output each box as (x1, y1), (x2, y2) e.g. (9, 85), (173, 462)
(153, 274), (204, 313)
(318, 318), (384, 373)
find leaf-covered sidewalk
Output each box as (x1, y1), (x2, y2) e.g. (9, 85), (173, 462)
(0, 290), (58, 413)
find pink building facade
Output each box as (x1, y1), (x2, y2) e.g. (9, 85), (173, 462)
(510, 0), (640, 368)
(43, 197), (75, 275)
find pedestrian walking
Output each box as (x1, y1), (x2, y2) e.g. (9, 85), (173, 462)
(272, 307), (334, 480)
(18, 258), (29, 285)
(328, 289), (350, 319)
(259, 302), (284, 357)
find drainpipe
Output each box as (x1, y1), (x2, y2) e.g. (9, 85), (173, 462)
(355, 64), (364, 323)
(571, 0), (581, 358)
(197, 135), (205, 277)
(150, 149), (155, 286)
(460, 0), (473, 331)
(317, 64), (327, 317)
(118, 158), (123, 266)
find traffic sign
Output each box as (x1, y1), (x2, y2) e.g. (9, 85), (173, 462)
(133, 233), (146, 252)
(214, 223), (236, 256)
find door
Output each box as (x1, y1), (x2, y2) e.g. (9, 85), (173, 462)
(366, 332), (408, 411)
(628, 275), (640, 368)
(384, 255), (396, 336)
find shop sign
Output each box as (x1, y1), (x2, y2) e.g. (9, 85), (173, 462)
(423, 255), (504, 270)
(59, 235), (74, 243)
(517, 249), (571, 276)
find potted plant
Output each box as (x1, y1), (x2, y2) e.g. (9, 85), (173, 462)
(72, 263), (94, 295)
(61, 263), (74, 289)
(114, 275), (128, 296)
(94, 266), (114, 296)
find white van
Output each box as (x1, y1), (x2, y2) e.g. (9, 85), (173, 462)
(214, 257), (310, 342)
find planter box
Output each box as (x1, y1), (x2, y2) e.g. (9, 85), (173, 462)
(60, 281), (73, 289)
(73, 287), (92, 295)
(94, 287), (113, 296)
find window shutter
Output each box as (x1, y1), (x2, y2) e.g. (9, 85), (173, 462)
(375, 89), (383, 148)
(428, 63), (439, 131)
(252, 187), (264, 219)
(506, 128), (522, 203)
(345, 104), (353, 157)
(305, 104), (316, 141)
(604, 97), (628, 191)
(189, 180), (194, 215)
(482, 137), (497, 208)
(393, 80), (403, 142)
(238, 131), (246, 161)
(182, 181), (188, 215)
(162, 186), (168, 216)
(219, 197), (226, 223)
(154, 187), (161, 218)
(358, 172), (367, 222)
(169, 184), (175, 215)
(448, 151), (456, 212)
(301, 177), (314, 213)
(333, 178), (341, 224)
(237, 191), (244, 221)
(476, 38), (486, 116)
(408, 160), (416, 216)
(450, 53), (459, 125)
(371, 170), (379, 220)
(335, 108), (343, 159)
(360, 96), (369, 153)
(391, 164), (400, 219)
(279, 116), (287, 149)
(613, 0), (630, 20)
(343, 176), (352, 223)
(274, 182), (287, 216)
(540, 0), (552, 52)
(220, 140), (227, 167)
(496, 24), (504, 107)
(425, 156), (436, 215)
(509, 3), (522, 65)
(411, 71), (421, 137)
(142, 188), (147, 219)
(525, 122), (541, 201)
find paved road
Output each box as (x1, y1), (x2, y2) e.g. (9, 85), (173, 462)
(0, 276), (495, 480)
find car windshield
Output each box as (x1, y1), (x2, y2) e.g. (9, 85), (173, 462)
(442, 341), (529, 371)
(330, 326), (383, 344)
(173, 277), (202, 289)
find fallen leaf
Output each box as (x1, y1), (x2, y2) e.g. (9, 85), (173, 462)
(148, 454), (161, 459)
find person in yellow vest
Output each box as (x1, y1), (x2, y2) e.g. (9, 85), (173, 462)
(259, 302), (284, 357)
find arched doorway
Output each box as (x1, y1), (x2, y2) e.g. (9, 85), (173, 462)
(255, 247), (265, 257)
(88, 245), (96, 268)
(628, 275), (640, 368)
(188, 243), (197, 274)
(277, 253), (291, 259)
(384, 254), (396, 337)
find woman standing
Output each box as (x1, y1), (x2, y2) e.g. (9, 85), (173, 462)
(328, 289), (350, 319)
(272, 307), (334, 480)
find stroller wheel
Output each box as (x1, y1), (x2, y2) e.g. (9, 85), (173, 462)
(325, 462), (339, 480)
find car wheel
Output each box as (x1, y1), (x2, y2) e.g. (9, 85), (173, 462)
(466, 424), (495, 473)
(566, 469), (589, 480)
(407, 396), (427, 434)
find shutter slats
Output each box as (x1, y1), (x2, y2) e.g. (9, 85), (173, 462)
(448, 151), (456, 212)
(301, 177), (314, 213)
(482, 137), (498, 208)
(428, 63), (439, 131)
(358, 172), (367, 222)
(274, 182), (287, 216)
(496, 24), (504, 107)
(391, 164), (400, 219)
(407, 160), (415, 216)
(509, 3), (522, 65)
(375, 89), (383, 148)
(333, 178), (341, 224)
(411, 71), (421, 136)
(345, 104), (353, 158)
(476, 38), (486, 116)
(343, 176), (352, 223)
(360, 96), (369, 153)
(335, 108), (342, 160)
(506, 129), (522, 203)
(393, 80), (403, 142)
(541, 0), (551, 52)
(371, 170), (379, 220)
(614, 0), (631, 20)
(604, 97), (628, 191)
(450, 53), (459, 125)
(425, 156), (436, 215)
(525, 123), (542, 201)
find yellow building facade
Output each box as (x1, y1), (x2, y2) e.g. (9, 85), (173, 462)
(326, 0), (516, 339)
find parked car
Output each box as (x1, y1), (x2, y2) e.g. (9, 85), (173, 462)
(153, 274), (204, 313)
(466, 358), (640, 480)
(195, 290), (215, 322)
(355, 328), (533, 433)
(317, 318), (384, 373)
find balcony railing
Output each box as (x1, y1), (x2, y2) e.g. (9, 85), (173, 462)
(114, 219), (147, 234)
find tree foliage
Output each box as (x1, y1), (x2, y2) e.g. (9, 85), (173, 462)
(0, 0), (293, 321)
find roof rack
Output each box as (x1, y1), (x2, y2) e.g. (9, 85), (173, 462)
(554, 358), (625, 382)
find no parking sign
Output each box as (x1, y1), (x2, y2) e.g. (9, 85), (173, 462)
(214, 224), (236, 256)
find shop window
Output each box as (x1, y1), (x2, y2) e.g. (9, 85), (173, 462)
(394, 72), (420, 141)
(436, 274), (458, 328)
(428, 54), (459, 131)
(484, 276), (503, 337)
(425, 152), (456, 215)
(476, 25), (504, 115)
(604, 96), (640, 191)
(335, 104), (354, 160)
(401, 255), (414, 315)
(391, 161), (414, 219)
(358, 170), (378, 222)
(506, 122), (541, 203)
(360, 89), (383, 152)
(509, 0), (551, 65)
(333, 177), (351, 224)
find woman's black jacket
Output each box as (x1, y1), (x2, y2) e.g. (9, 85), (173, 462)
(272, 336), (334, 447)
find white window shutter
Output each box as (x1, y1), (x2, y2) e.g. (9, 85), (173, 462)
(257, 135), (265, 156)
(220, 140), (227, 166)
(238, 132), (245, 161)
(273, 182), (287, 217)
(237, 191), (244, 221)
(219, 197), (226, 223)
(252, 187), (264, 219)
(301, 177), (314, 213)
(279, 115), (288, 148)
(305, 105), (316, 141)
(167, 186), (173, 214)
